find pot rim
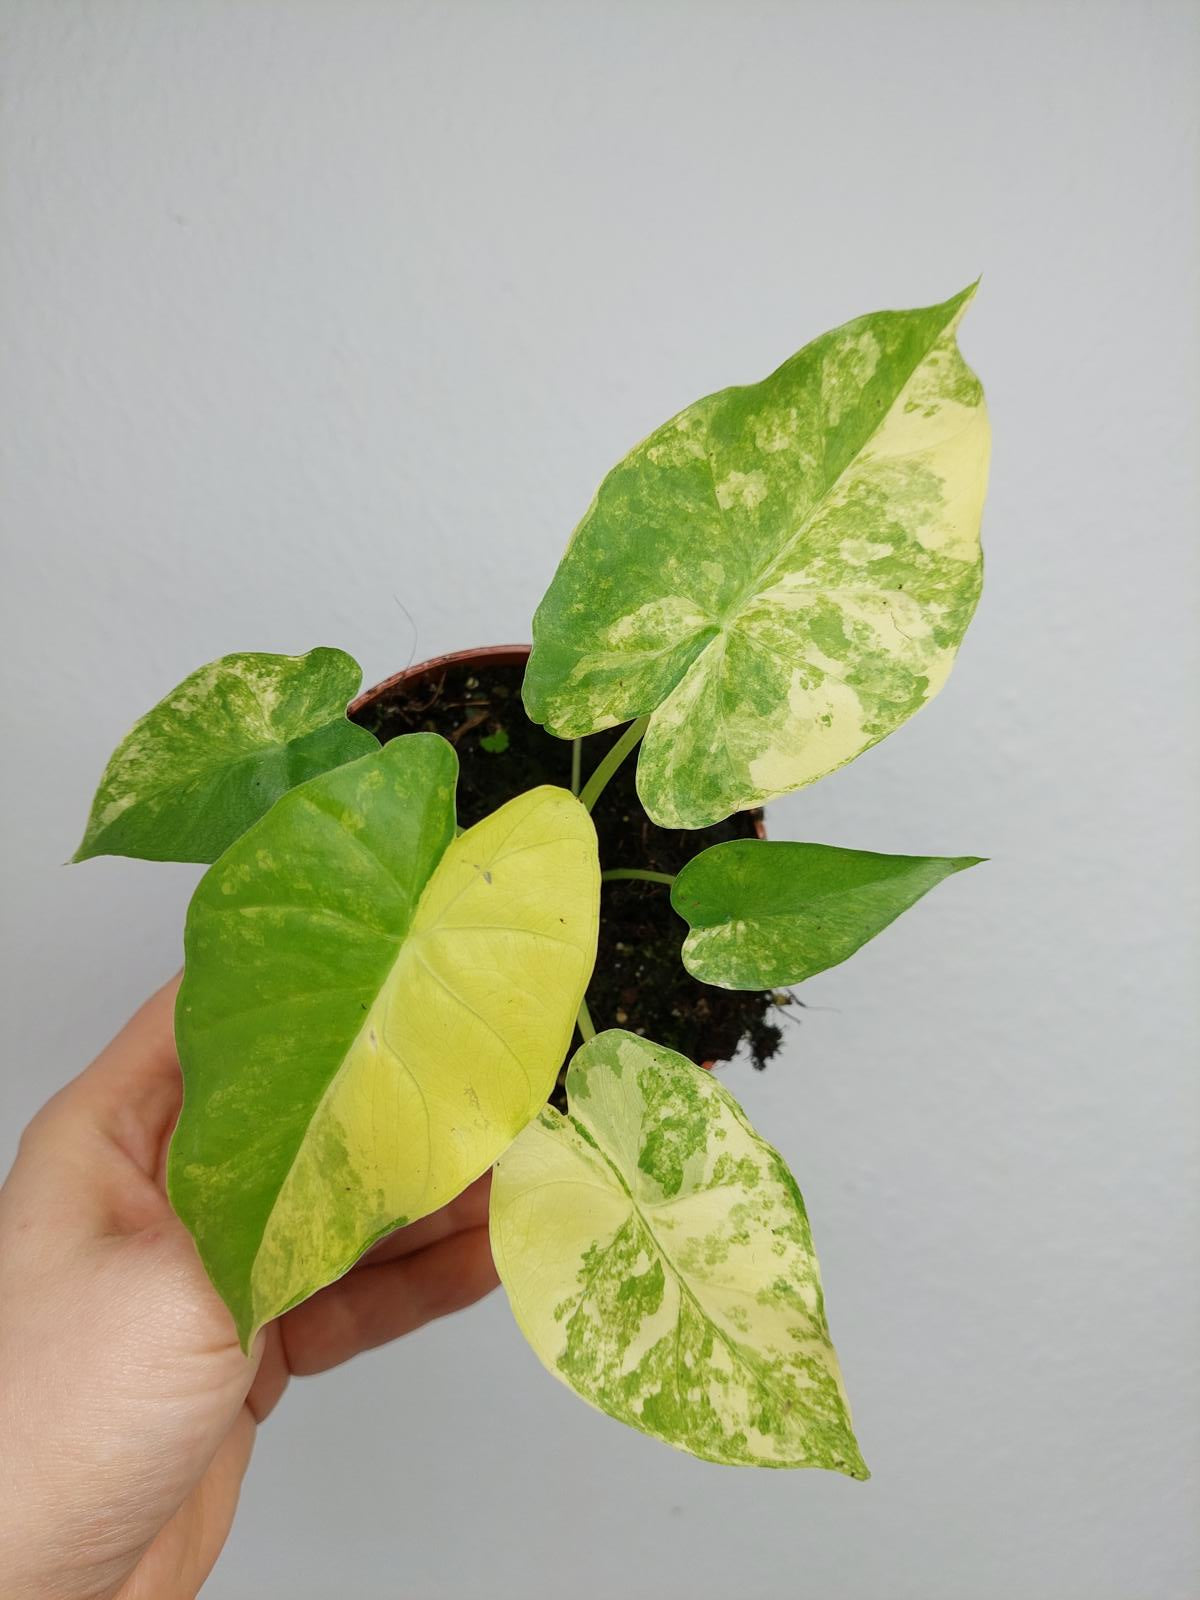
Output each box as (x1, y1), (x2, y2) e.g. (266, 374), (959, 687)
(349, 642), (533, 718)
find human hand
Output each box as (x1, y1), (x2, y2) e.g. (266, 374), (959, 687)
(0, 977), (499, 1600)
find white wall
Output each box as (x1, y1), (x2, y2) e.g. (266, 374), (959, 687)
(2, 3), (1197, 1596)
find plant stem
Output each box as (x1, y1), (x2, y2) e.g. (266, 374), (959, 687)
(579, 716), (650, 813)
(576, 994), (596, 1040)
(570, 737), (582, 796)
(601, 868), (676, 887)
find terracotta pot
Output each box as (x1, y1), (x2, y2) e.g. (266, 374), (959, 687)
(351, 644), (766, 1071)
(349, 643), (534, 719)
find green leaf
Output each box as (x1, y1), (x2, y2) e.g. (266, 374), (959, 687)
(490, 1029), (867, 1474)
(673, 839), (982, 989)
(479, 727), (510, 754)
(523, 286), (989, 828)
(73, 648), (379, 864)
(169, 733), (600, 1348)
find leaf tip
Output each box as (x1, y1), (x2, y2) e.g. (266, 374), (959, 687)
(828, 1422), (870, 1481)
(939, 277), (982, 326)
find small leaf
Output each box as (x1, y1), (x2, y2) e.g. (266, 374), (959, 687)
(523, 286), (989, 828)
(73, 648), (379, 864)
(673, 839), (981, 989)
(169, 734), (599, 1348)
(490, 1029), (867, 1474)
(479, 727), (510, 754)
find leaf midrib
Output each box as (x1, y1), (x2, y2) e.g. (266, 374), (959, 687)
(672, 307), (963, 709)
(572, 1113), (829, 1450)
(94, 738), (289, 823)
(243, 791), (580, 1324)
(240, 812), (457, 1319)
(688, 873), (941, 932)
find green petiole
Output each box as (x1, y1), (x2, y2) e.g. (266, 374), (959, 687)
(578, 716), (650, 813)
(601, 868), (676, 887)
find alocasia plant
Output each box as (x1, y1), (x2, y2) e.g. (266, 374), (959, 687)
(73, 286), (990, 1475)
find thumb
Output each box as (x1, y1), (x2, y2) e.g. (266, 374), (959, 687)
(7, 973), (184, 1243)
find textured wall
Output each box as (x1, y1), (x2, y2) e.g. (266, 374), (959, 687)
(2, 3), (1197, 1596)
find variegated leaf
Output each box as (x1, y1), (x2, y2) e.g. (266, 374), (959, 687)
(523, 286), (989, 828)
(74, 648), (379, 863)
(169, 733), (600, 1348)
(490, 1029), (866, 1474)
(673, 839), (982, 989)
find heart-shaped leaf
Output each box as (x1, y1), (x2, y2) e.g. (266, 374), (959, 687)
(74, 648), (378, 864)
(169, 733), (600, 1348)
(523, 286), (989, 828)
(673, 839), (982, 989)
(490, 1029), (867, 1474)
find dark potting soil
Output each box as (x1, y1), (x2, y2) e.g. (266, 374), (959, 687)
(352, 659), (787, 1095)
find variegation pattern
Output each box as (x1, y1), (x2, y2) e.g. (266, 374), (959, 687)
(490, 1030), (867, 1474)
(74, 647), (379, 863)
(523, 287), (989, 828)
(673, 839), (981, 989)
(170, 734), (600, 1347)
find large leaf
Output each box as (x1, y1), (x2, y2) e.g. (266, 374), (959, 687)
(169, 733), (600, 1348)
(490, 1029), (866, 1474)
(523, 286), (990, 828)
(74, 647), (378, 863)
(673, 839), (982, 989)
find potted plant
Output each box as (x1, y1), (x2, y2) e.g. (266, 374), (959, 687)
(73, 284), (990, 1476)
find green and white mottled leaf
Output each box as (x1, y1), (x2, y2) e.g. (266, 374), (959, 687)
(673, 839), (982, 989)
(169, 733), (599, 1348)
(74, 648), (378, 863)
(523, 286), (990, 828)
(490, 1029), (866, 1474)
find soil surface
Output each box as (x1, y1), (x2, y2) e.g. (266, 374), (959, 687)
(352, 659), (786, 1095)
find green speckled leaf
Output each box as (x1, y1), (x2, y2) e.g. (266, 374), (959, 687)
(673, 839), (982, 989)
(490, 1029), (866, 1474)
(74, 648), (378, 863)
(169, 734), (599, 1348)
(524, 287), (989, 828)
